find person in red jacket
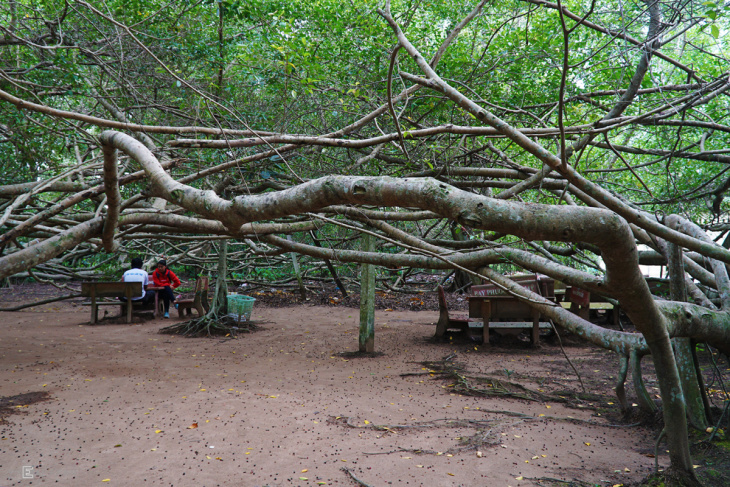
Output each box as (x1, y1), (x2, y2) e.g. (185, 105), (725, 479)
(152, 259), (181, 318)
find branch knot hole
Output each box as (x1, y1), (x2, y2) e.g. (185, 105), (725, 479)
(352, 184), (367, 195)
(458, 210), (481, 228)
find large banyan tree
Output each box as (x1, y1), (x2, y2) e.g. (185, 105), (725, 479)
(1, 0), (729, 483)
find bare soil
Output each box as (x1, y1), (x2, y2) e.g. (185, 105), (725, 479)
(0, 282), (727, 486)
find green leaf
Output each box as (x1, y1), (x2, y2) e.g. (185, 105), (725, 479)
(711, 24), (720, 38)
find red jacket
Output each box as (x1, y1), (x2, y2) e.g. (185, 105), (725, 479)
(152, 268), (181, 288)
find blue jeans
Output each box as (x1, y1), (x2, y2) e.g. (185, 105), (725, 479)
(158, 286), (176, 312)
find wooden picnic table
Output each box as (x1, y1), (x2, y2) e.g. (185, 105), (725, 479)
(563, 286), (622, 329)
(81, 281), (162, 324)
(467, 275), (554, 346)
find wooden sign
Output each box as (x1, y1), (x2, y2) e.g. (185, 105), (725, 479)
(567, 287), (591, 307)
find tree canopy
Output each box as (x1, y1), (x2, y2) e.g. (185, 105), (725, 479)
(1, 1), (729, 483)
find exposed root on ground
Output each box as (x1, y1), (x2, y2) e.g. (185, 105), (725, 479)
(341, 467), (374, 487)
(527, 477), (615, 487)
(415, 355), (605, 409)
(329, 415), (513, 455)
(159, 313), (259, 337)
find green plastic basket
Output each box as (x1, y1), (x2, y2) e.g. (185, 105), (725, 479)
(227, 295), (256, 321)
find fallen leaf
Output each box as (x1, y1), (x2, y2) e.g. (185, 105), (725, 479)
(299, 477), (308, 481)
(114, 444), (122, 448)
(516, 476), (524, 480)
(102, 480), (111, 482)
(584, 442), (591, 446)
(155, 429), (163, 434)
(187, 423), (198, 429)
(301, 469), (308, 473)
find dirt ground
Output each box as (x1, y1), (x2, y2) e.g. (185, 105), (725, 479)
(0, 283), (711, 486)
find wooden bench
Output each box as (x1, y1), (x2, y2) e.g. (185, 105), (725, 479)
(176, 277), (210, 318)
(80, 281), (161, 324)
(434, 285), (481, 338)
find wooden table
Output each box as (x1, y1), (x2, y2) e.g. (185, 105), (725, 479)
(468, 275), (553, 346)
(81, 282), (161, 324)
(564, 287), (622, 329)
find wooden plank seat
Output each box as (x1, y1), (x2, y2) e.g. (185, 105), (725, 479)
(466, 319), (553, 339)
(176, 277), (210, 318)
(81, 281), (161, 324)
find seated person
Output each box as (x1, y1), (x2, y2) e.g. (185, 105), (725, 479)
(151, 259), (181, 318)
(120, 257), (156, 305)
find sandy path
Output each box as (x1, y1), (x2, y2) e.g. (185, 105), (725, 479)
(1, 303), (657, 486)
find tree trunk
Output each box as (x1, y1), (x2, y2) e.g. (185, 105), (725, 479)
(359, 232), (375, 353)
(209, 240), (229, 317)
(448, 223), (480, 292)
(667, 219), (709, 430)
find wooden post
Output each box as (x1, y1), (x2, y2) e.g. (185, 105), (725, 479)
(480, 299), (491, 346)
(90, 286), (98, 324)
(359, 233), (375, 352)
(125, 284), (133, 323)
